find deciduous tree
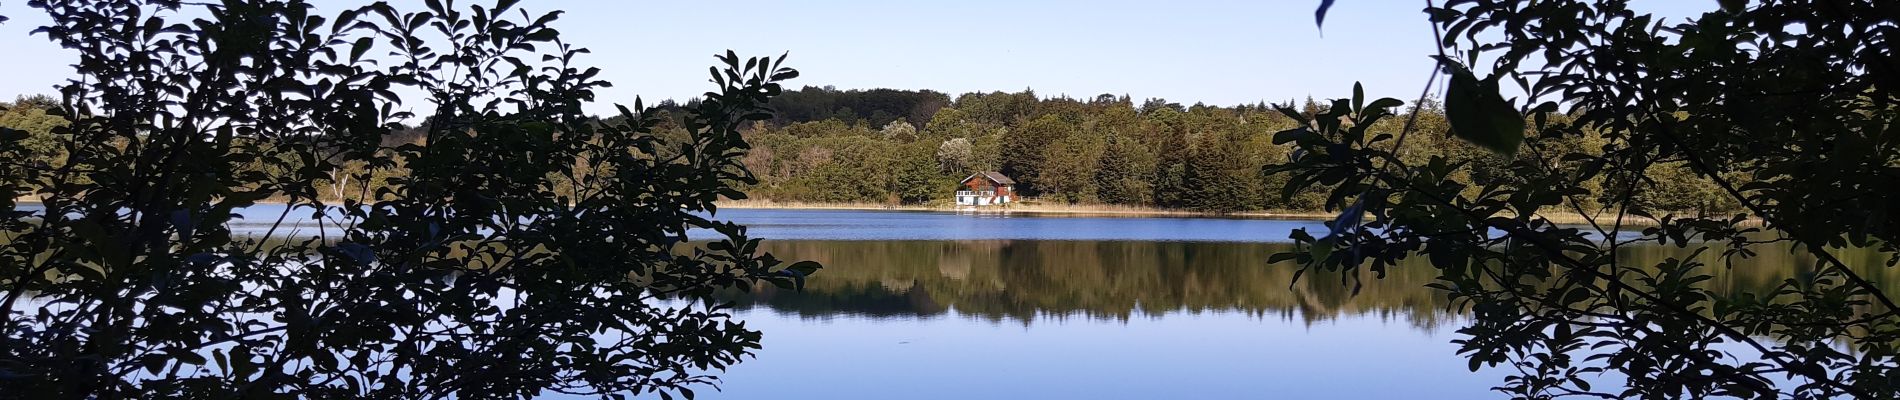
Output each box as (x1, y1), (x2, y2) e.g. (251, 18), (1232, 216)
(0, 1), (815, 398)
(1273, 1), (1900, 397)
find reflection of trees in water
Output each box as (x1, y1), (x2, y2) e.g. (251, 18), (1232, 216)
(722, 240), (1453, 328)
(722, 240), (1896, 331)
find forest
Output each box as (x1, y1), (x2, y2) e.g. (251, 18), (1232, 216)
(718, 86), (1738, 214)
(4, 87), (1734, 215)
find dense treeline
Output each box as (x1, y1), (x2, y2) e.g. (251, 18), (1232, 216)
(2, 88), (1736, 215)
(0, 95), (65, 171)
(723, 87), (1739, 214)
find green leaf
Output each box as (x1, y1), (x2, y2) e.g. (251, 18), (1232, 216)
(1272, 128), (1318, 146)
(1314, 0), (1336, 30)
(1275, 105), (1307, 124)
(1352, 81), (1364, 114)
(331, 9), (359, 33)
(1436, 56), (1524, 156)
(1366, 98), (1403, 111)
(785, 260), (821, 275)
(1310, 237), (1335, 263)
(524, 28), (559, 43)
(350, 37), (372, 62)
(495, 0), (522, 14)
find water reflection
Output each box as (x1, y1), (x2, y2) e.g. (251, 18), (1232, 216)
(724, 240), (1889, 330)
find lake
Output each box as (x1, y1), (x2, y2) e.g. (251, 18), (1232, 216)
(13, 204), (1868, 398)
(679, 209), (1872, 399)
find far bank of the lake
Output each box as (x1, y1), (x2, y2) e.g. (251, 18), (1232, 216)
(715, 199), (1707, 226)
(14, 196), (1728, 227)
(718, 199), (1330, 220)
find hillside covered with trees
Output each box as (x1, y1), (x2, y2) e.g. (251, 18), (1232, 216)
(711, 86), (1737, 214)
(1, 87), (1739, 215)
(1, 86), (1739, 216)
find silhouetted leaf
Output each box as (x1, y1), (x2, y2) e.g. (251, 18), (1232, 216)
(1436, 56), (1522, 155)
(350, 37), (372, 62)
(1315, 0), (1336, 30)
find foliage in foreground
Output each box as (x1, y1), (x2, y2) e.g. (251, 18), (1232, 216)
(1275, 0), (1898, 398)
(0, 0), (813, 398)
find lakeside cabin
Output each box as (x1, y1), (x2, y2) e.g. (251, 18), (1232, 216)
(956, 171), (1016, 206)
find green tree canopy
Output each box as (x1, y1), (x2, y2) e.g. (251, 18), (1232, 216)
(0, 0), (814, 397)
(1276, 0), (1900, 397)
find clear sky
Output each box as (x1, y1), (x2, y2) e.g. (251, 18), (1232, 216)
(0, 0), (1713, 115)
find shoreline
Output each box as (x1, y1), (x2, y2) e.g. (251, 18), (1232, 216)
(715, 199), (1336, 220)
(713, 200), (1749, 227)
(16, 196), (1719, 226)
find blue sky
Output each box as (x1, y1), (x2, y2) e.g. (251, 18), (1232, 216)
(0, 0), (1713, 115)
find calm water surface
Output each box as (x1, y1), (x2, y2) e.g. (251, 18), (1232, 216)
(682, 209), (1867, 399)
(687, 209), (1492, 398)
(17, 205), (1858, 398)
(696, 208), (1329, 242)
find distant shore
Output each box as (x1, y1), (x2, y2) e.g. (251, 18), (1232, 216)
(716, 199), (1337, 220)
(714, 199), (1749, 227)
(16, 196), (1717, 226)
